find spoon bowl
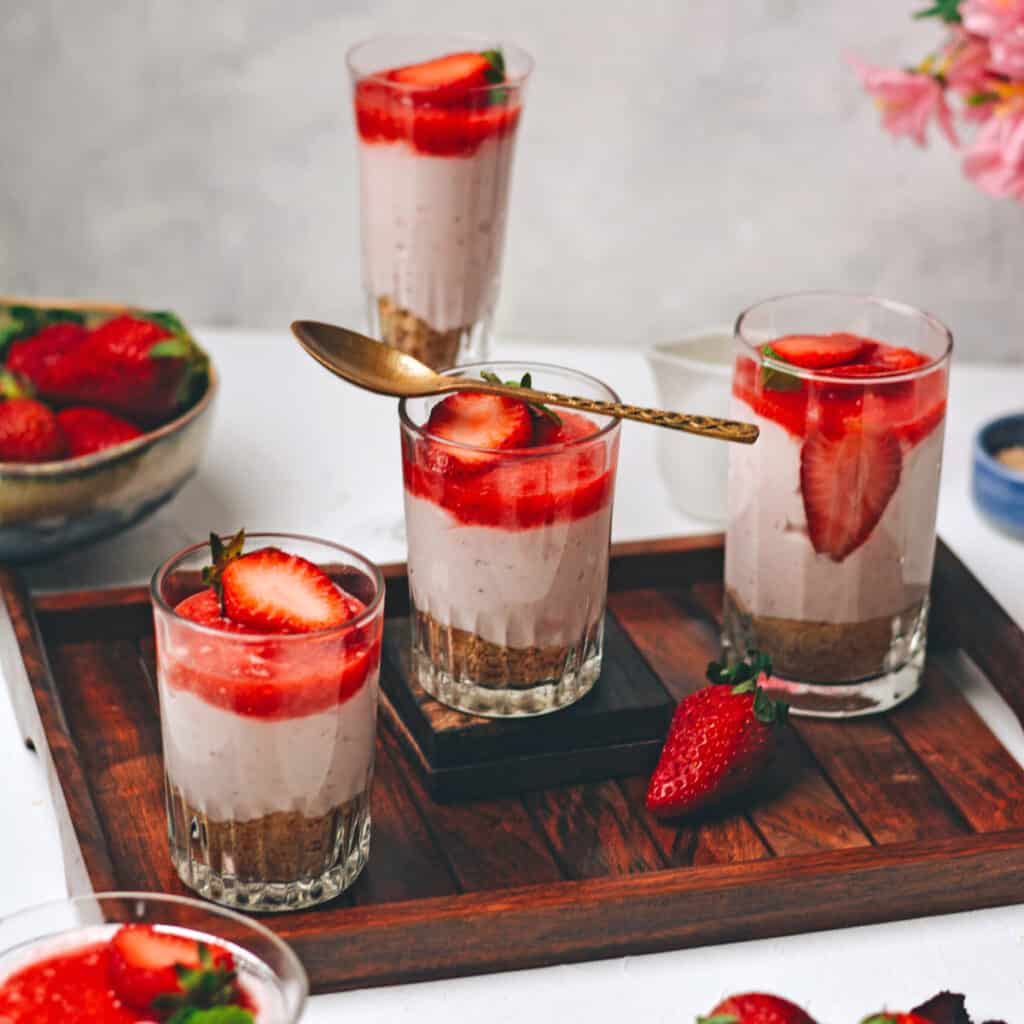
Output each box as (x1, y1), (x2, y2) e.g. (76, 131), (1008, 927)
(291, 320), (759, 444)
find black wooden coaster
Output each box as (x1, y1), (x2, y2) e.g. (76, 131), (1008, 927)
(379, 612), (674, 802)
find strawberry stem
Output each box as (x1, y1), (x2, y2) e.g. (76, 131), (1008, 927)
(201, 529), (246, 615)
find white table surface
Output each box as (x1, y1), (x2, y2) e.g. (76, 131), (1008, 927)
(3, 329), (1024, 1021)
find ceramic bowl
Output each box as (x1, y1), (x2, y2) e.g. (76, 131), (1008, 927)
(973, 412), (1024, 540)
(645, 327), (734, 524)
(0, 297), (217, 562)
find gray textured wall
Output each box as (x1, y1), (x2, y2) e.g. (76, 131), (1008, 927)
(3, 1), (1022, 357)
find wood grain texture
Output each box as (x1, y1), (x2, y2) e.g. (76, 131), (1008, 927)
(7, 534), (1024, 995)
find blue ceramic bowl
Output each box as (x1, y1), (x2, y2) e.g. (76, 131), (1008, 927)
(973, 412), (1024, 539)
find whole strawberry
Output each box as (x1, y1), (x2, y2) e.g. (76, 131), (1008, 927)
(0, 373), (66, 463)
(26, 313), (205, 424)
(646, 652), (787, 819)
(5, 320), (87, 383)
(57, 406), (142, 457)
(700, 992), (817, 1024)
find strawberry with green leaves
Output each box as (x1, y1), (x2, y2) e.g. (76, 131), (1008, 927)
(699, 992), (817, 1024)
(108, 924), (255, 1022)
(645, 651), (788, 819)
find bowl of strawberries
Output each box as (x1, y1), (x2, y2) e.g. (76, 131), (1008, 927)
(0, 298), (216, 562)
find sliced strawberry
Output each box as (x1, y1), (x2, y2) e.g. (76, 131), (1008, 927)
(732, 356), (808, 438)
(222, 547), (364, 633)
(108, 924), (234, 1012)
(768, 332), (875, 369)
(425, 392), (532, 472)
(800, 426), (902, 562)
(868, 345), (930, 372)
(532, 410), (601, 447)
(388, 51), (492, 102)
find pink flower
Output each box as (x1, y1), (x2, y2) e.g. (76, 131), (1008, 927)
(961, 0), (1024, 76)
(962, 105), (1024, 198)
(848, 55), (958, 146)
(942, 30), (992, 91)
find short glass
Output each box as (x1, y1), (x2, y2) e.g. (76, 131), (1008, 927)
(348, 34), (533, 370)
(0, 892), (307, 1020)
(151, 534), (384, 911)
(400, 362), (621, 717)
(724, 292), (952, 717)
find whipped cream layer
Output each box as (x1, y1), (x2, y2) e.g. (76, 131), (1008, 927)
(159, 673), (377, 821)
(404, 492), (612, 649)
(725, 403), (945, 624)
(358, 136), (516, 331)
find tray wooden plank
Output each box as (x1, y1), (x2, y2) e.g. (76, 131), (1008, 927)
(5, 536), (1024, 994)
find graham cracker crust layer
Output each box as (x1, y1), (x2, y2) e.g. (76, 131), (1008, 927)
(167, 785), (366, 882)
(724, 588), (924, 683)
(377, 296), (467, 370)
(415, 610), (575, 689)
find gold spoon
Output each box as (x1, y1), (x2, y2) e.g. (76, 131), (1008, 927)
(291, 321), (759, 444)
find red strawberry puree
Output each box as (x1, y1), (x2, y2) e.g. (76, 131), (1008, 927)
(725, 334), (947, 682)
(351, 47), (527, 360)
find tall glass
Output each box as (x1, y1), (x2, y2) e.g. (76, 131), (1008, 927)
(724, 292), (952, 717)
(0, 892), (307, 1020)
(348, 34), (533, 370)
(400, 362), (621, 716)
(151, 534), (384, 911)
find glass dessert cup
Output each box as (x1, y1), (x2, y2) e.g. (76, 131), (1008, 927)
(724, 292), (952, 718)
(400, 362), (621, 717)
(151, 534), (385, 912)
(0, 892), (307, 1021)
(348, 34), (533, 370)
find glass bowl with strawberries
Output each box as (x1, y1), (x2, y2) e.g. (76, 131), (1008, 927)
(0, 891), (307, 1022)
(0, 298), (215, 563)
(724, 291), (952, 717)
(400, 362), (621, 717)
(151, 532), (385, 911)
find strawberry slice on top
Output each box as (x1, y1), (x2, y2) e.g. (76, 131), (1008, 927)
(767, 332), (875, 370)
(108, 923), (239, 1014)
(800, 425), (903, 562)
(425, 391), (532, 472)
(388, 51), (493, 102)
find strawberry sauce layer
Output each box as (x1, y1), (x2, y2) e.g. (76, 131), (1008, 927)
(354, 79), (521, 157)
(733, 335), (947, 448)
(160, 589), (381, 720)
(402, 411), (617, 530)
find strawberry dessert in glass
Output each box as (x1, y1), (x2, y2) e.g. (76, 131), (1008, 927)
(400, 363), (621, 716)
(348, 35), (532, 369)
(151, 532), (384, 910)
(0, 892), (307, 1022)
(725, 292), (952, 717)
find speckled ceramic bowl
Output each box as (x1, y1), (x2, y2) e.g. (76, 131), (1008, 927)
(0, 298), (216, 562)
(973, 412), (1024, 540)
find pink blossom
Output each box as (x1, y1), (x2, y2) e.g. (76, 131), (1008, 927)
(942, 30), (992, 91)
(962, 105), (1024, 198)
(961, 0), (1024, 76)
(848, 55), (958, 146)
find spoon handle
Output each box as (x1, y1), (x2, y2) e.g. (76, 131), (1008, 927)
(499, 387), (759, 444)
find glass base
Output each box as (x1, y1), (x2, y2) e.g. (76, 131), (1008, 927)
(168, 789), (371, 913)
(366, 292), (490, 370)
(413, 648), (601, 718)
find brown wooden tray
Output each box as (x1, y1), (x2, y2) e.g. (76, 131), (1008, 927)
(4, 534), (1024, 995)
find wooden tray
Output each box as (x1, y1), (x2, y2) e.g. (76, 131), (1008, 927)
(4, 534), (1024, 995)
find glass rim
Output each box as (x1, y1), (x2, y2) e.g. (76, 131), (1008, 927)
(398, 360), (621, 458)
(734, 289), (954, 385)
(150, 532), (386, 642)
(0, 890), (309, 1018)
(346, 33), (534, 91)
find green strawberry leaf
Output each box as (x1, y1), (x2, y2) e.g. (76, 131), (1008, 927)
(0, 370), (32, 400)
(150, 338), (193, 359)
(760, 345), (802, 392)
(167, 1006), (255, 1024)
(706, 649), (773, 686)
(142, 310), (188, 334)
(913, 0), (961, 21)
(202, 529), (246, 612)
(480, 370), (561, 426)
(480, 49), (508, 105)
(697, 1016), (741, 1024)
